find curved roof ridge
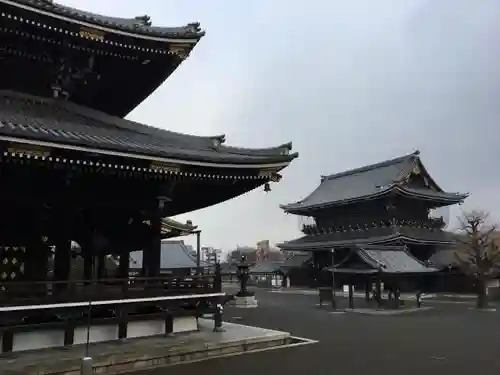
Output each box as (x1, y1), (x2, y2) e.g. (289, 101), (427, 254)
(321, 150), (419, 182)
(7, 0), (205, 40)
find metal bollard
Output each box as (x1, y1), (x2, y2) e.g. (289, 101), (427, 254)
(81, 356), (93, 375)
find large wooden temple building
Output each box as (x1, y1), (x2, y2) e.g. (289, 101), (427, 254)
(278, 151), (467, 291)
(0, 0), (297, 353)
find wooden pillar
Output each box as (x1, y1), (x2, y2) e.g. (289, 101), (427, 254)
(348, 283), (354, 309)
(80, 210), (95, 285)
(118, 307), (128, 339)
(25, 207), (49, 297)
(165, 314), (174, 335)
(64, 319), (75, 346)
(196, 231), (201, 268)
(142, 208), (162, 286)
(375, 276), (382, 308)
(83, 249), (93, 283)
(52, 205), (73, 297)
(214, 263), (222, 293)
(96, 252), (105, 279)
(365, 281), (371, 303)
(118, 249), (129, 297)
(150, 215), (161, 278)
(1, 330), (13, 353)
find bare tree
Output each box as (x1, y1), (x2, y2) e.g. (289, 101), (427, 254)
(454, 210), (500, 308)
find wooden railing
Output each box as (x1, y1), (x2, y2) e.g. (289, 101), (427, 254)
(0, 271), (222, 307)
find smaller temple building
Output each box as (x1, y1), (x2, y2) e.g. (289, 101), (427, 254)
(129, 239), (210, 277)
(278, 151), (467, 292)
(332, 245), (438, 307)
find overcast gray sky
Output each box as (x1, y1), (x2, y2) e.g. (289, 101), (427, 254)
(65, 0), (500, 252)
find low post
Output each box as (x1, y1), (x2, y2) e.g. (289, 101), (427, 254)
(230, 256), (258, 308)
(80, 357), (93, 375)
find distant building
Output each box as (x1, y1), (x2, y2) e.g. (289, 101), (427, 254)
(201, 247), (222, 264)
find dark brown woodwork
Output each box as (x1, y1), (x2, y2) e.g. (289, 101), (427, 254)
(1, 330), (13, 352)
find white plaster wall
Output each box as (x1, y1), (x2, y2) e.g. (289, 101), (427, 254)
(173, 316), (197, 333)
(127, 320), (165, 338)
(74, 324), (118, 345)
(4, 317), (198, 353)
(12, 330), (65, 352)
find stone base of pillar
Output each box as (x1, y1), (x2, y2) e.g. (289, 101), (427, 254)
(229, 295), (258, 309)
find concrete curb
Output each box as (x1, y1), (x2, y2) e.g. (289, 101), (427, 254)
(343, 307), (434, 316)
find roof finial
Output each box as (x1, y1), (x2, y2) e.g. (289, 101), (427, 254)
(134, 15), (152, 27)
(413, 149), (420, 156)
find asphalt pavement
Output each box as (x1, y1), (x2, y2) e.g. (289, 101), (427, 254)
(131, 289), (500, 375)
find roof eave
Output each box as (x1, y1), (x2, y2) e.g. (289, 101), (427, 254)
(277, 232), (457, 251)
(281, 186), (467, 214)
(281, 187), (396, 214)
(0, 134), (297, 170)
(5, 0), (205, 42)
(395, 187), (468, 204)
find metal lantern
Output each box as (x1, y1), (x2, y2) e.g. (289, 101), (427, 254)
(236, 255), (253, 297)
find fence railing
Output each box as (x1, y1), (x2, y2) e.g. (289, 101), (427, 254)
(0, 270), (221, 307)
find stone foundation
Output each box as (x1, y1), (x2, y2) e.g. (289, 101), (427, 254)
(1, 316), (198, 353)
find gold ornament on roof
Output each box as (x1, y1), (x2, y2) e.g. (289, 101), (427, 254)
(413, 164), (421, 175)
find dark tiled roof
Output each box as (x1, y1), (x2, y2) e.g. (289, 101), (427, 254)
(281, 252), (312, 269)
(428, 249), (459, 268)
(281, 151), (466, 212)
(129, 240), (209, 270)
(334, 245), (438, 274)
(162, 218), (197, 233)
(250, 262), (283, 274)
(9, 0), (204, 39)
(277, 226), (458, 251)
(0, 91), (298, 165)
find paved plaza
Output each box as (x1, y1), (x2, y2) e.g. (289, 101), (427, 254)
(131, 289), (500, 375)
